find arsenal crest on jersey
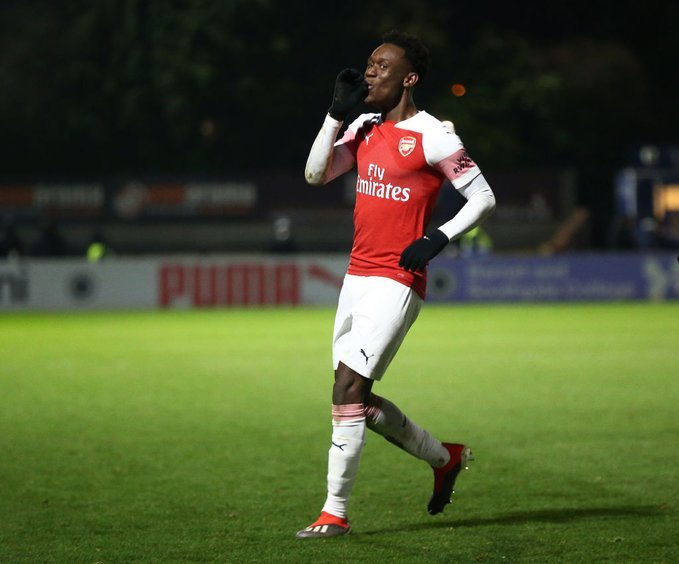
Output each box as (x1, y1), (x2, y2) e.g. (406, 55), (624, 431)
(398, 136), (417, 157)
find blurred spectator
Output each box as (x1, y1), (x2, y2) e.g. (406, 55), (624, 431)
(608, 216), (679, 250)
(459, 226), (493, 257)
(31, 219), (68, 257)
(637, 217), (679, 250)
(607, 216), (639, 250)
(269, 216), (298, 253)
(0, 216), (25, 259)
(87, 230), (114, 262)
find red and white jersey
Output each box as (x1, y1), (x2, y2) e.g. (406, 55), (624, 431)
(335, 111), (480, 298)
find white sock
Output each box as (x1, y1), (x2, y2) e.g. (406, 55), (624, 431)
(321, 404), (366, 519)
(365, 394), (449, 468)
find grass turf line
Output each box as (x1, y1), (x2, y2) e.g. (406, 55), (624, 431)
(0, 303), (676, 562)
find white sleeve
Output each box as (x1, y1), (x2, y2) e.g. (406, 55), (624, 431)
(304, 114), (356, 186)
(436, 173), (496, 241)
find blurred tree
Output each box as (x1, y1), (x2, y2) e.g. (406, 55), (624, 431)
(0, 0), (323, 173)
(430, 30), (650, 247)
(0, 0), (674, 182)
(431, 31), (649, 169)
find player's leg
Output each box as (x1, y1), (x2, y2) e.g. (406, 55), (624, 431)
(324, 362), (374, 521)
(364, 393), (449, 466)
(297, 275), (372, 539)
(364, 393), (473, 514)
(296, 363), (371, 539)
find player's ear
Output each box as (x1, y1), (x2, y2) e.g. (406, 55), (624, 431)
(403, 72), (419, 88)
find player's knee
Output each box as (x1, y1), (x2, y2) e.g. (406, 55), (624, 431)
(332, 378), (366, 405)
(333, 363), (372, 404)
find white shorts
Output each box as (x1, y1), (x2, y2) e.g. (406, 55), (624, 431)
(332, 274), (423, 380)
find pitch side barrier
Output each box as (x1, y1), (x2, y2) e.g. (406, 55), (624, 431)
(426, 253), (679, 303)
(0, 253), (677, 311)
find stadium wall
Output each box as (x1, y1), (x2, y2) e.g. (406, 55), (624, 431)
(1, 253), (677, 311)
(0, 168), (576, 255)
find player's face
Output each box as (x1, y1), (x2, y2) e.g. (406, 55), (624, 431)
(364, 43), (416, 111)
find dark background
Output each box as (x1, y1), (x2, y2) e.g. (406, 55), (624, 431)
(1, 0), (678, 249)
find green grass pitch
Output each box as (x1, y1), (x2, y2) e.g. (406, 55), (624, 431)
(1, 303), (677, 562)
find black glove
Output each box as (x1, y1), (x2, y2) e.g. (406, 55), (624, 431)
(328, 68), (369, 121)
(399, 229), (449, 273)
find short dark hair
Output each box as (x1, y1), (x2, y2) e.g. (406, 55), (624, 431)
(381, 29), (431, 83)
